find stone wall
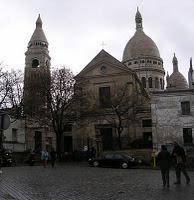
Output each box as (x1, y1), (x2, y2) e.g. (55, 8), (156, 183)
(151, 90), (194, 148)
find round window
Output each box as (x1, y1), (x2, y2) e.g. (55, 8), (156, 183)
(100, 66), (107, 73)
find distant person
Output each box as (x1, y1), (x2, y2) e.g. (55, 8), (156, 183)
(157, 145), (171, 188)
(28, 151), (36, 166)
(41, 149), (49, 168)
(90, 147), (96, 158)
(172, 142), (190, 185)
(50, 148), (57, 168)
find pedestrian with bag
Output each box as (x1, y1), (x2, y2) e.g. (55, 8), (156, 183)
(172, 142), (190, 185)
(41, 149), (49, 168)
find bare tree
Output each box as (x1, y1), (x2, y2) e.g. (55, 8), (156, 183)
(0, 68), (11, 109)
(5, 69), (24, 120)
(0, 66), (24, 119)
(46, 67), (75, 158)
(103, 79), (149, 150)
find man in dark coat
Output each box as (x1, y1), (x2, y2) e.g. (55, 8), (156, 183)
(172, 142), (190, 184)
(50, 148), (57, 168)
(157, 145), (171, 188)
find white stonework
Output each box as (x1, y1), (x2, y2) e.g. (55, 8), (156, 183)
(151, 90), (194, 148)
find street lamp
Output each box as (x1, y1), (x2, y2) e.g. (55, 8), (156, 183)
(0, 112), (10, 150)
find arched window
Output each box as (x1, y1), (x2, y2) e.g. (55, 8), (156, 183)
(32, 59), (39, 68)
(160, 78), (163, 89)
(141, 77), (146, 88)
(46, 60), (50, 67)
(148, 77), (152, 88)
(155, 77), (159, 89)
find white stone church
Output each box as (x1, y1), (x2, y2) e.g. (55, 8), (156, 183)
(2, 8), (194, 153)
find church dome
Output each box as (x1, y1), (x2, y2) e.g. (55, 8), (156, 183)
(166, 54), (188, 90)
(122, 9), (160, 62)
(167, 72), (188, 90)
(122, 31), (160, 61)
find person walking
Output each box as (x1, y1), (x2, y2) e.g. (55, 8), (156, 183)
(41, 149), (49, 168)
(157, 145), (171, 188)
(50, 148), (57, 168)
(172, 142), (190, 185)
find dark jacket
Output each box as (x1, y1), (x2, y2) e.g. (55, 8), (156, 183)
(157, 150), (171, 169)
(50, 150), (57, 161)
(172, 145), (186, 165)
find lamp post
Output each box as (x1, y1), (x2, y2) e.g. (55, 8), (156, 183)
(0, 112), (10, 150)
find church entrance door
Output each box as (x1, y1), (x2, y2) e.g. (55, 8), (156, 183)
(100, 128), (113, 151)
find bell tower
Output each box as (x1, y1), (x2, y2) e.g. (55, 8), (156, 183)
(24, 14), (51, 116)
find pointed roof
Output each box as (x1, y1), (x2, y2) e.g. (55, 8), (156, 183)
(172, 53), (178, 72)
(135, 7), (143, 31)
(28, 14), (48, 46)
(189, 57), (193, 73)
(76, 49), (132, 78)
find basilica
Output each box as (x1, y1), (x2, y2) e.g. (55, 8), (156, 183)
(3, 9), (194, 155)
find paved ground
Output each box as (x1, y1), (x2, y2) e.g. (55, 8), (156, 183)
(0, 163), (194, 200)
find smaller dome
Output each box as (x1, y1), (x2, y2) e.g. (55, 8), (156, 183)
(167, 71), (188, 90)
(167, 54), (188, 90)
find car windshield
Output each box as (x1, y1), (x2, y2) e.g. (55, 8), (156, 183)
(114, 154), (124, 159)
(119, 152), (133, 158)
(104, 154), (114, 159)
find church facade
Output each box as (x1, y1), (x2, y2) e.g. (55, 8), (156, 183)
(72, 50), (151, 153)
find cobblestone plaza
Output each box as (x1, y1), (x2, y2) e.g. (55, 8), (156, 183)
(0, 163), (193, 200)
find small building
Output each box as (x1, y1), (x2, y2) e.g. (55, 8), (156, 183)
(3, 118), (26, 152)
(151, 55), (194, 148)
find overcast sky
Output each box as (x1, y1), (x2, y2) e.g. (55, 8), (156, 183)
(0, 0), (194, 82)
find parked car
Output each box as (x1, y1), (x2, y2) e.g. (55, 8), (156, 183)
(88, 152), (143, 169)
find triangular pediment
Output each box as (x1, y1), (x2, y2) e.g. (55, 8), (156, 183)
(76, 50), (133, 78)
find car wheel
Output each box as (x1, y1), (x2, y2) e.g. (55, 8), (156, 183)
(93, 161), (99, 167)
(121, 162), (128, 169)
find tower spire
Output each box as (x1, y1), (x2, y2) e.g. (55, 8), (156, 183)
(188, 57), (194, 89)
(28, 14), (48, 48)
(36, 14), (42, 28)
(189, 57), (193, 72)
(173, 53), (178, 72)
(135, 7), (143, 30)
